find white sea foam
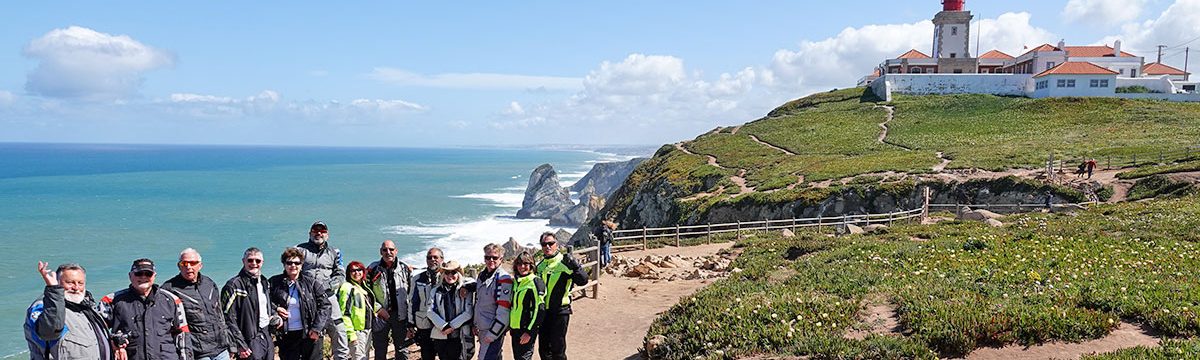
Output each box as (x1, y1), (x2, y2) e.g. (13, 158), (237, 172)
(450, 192), (524, 208)
(384, 216), (559, 266)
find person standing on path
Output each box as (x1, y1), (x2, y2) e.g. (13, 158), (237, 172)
(1086, 158), (1097, 179)
(507, 253), (545, 360)
(269, 248), (331, 360)
(295, 221), (349, 360)
(535, 232), (589, 360)
(366, 240), (413, 360)
(338, 261), (376, 360)
(25, 262), (113, 360)
(103, 259), (192, 360)
(162, 249), (233, 360)
(471, 244), (513, 360)
(221, 248), (276, 360)
(409, 248), (444, 360)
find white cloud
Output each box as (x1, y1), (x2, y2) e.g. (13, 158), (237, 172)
(23, 26), (175, 99)
(765, 12), (1055, 92)
(1101, 0), (1200, 63)
(492, 54), (766, 139)
(369, 67), (582, 91)
(0, 91), (14, 106)
(1063, 0), (1149, 26)
(162, 90), (425, 122)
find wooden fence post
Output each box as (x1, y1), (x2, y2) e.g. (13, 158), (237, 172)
(817, 215), (823, 232)
(675, 225), (681, 247)
(593, 245), (601, 298)
(706, 223), (711, 244)
(736, 221), (741, 238)
(1133, 154), (1137, 167)
(1160, 151), (1165, 164)
(641, 227), (648, 251)
(791, 218), (797, 232)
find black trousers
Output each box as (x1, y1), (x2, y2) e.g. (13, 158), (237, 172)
(372, 318), (408, 360)
(414, 328), (437, 360)
(510, 330), (538, 360)
(538, 313), (570, 360)
(278, 330), (321, 360)
(432, 338), (462, 360)
(246, 327), (275, 360)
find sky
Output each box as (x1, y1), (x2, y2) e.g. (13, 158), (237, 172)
(1, 0), (1199, 147)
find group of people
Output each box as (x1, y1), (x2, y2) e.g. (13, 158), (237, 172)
(25, 221), (591, 360)
(1075, 158), (1098, 179)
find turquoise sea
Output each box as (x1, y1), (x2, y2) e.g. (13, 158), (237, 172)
(0, 143), (623, 358)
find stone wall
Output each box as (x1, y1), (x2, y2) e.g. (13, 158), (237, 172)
(873, 74), (1032, 99)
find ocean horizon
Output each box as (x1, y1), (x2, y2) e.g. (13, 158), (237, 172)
(0, 142), (644, 359)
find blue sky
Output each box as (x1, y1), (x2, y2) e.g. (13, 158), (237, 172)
(1, 0), (1197, 147)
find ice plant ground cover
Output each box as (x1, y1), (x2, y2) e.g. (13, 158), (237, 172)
(646, 194), (1200, 359)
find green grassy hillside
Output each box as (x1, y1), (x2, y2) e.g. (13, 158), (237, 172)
(603, 88), (1200, 225)
(646, 195), (1200, 359)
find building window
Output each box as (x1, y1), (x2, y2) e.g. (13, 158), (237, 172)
(953, 69), (963, 73)
(1037, 81), (1048, 90)
(951, 26), (958, 36)
(1057, 79), (1076, 88)
(1130, 69), (1137, 77)
(1091, 79), (1111, 88)
(1119, 69), (1125, 75)
(910, 67), (924, 73)
(1046, 62), (1056, 69)
(1100, 79), (1109, 87)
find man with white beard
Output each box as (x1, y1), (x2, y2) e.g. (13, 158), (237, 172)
(104, 259), (193, 360)
(25, 262), (113, 360)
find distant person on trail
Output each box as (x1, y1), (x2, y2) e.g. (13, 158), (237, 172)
(1086, 158), (1098, 179)
(1075, 162), (1087, 178)
(471, 244), (513, 360)
(161, 249), (232, 360)
(338, 261), (375, 360)
(366, 240), (413, 360)
(25, 262), (113, 360)
(269, 248), (332, 360)
(1044, 190), (1054, 211)
(427, 261), (475, 360)
(221, 248), (277, 360)
(508, 252), (546, 360)
(296, 221), (349, 360)
(599, 220), (617, 268)
(535, 232), (589, 360)
(410, 248), (444, 360)
(103, 258), (193, 360)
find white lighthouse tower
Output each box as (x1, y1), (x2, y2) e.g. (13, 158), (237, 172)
(931, 0), (977, 73)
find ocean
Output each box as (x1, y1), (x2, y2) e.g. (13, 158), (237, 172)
(0, 143), (629, 359)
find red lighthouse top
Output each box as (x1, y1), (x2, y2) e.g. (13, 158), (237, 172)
(943, 0), (964, 11)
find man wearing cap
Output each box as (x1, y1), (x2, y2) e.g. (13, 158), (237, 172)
(535, 232), (588, 360)
(162, 249), (233, 360)
(25, 261), (113, 360)
(366, 240), (413, 360)
(220, 248), (276, 360)
(295, 221), (348, 360)
(408, 248), (443, 360)
(103, 259), (192, 360)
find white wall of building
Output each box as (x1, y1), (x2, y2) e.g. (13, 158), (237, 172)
(1075, 57), (1143, 77)
(877, 74), (1031, 97)
(934, 23), (970, 59)
(1115, 77), (1175, 93)
(1031, 75), (1116, 98)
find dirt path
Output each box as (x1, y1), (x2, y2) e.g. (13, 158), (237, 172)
(874, 105), (912, 151)
(960, 322), (1159, 360)
(934, 152), (951, 172)
(563, 242), (736, 360)
(749, 134), (796, 156)
(675, 142), (753, 195)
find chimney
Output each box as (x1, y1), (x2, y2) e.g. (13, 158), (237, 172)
(1057, 39), (1066, 51)
(1114, 40), (1122, 57)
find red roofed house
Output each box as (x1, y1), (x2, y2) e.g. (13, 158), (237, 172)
(1143, 62), (1191, 82)
(978, 50), (1014, 73)
(1031, 62), (1119, 98)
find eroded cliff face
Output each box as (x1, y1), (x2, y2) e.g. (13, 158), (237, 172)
(516, 164), (574, 219)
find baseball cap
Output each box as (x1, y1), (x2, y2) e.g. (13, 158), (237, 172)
(310, 221), (328, 231)
(130, 258), (156, 273)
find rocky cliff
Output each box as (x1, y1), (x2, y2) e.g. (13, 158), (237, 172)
(516, 164), (574, 219)
(569, 158), (647, 199)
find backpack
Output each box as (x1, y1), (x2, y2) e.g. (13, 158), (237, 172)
(25, 301), (68, 360)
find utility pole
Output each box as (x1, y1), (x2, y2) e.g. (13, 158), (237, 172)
(1187, 47), (1191, 81)
(1158, 45), (1168, 64)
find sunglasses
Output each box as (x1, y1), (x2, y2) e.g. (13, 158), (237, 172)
(311, 230), (328, 234)
(285, 261), (303, 266)
(350, 268), (365, 273)
(540, 242), (556, 247)
(382, 248), (397, 252)
(245, 258), (263, 264)
(426, 255), (442, 260)
(178, 260), (201, 267)
(133, 270), (154, 277)
(484, 255), (501, 261)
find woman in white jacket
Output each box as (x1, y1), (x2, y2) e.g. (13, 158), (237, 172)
(427, 261), (476, 360)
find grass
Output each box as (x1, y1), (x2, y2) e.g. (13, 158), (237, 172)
(1083, 339), (1200, 359)
(604, 88), (1200, 223)
(645, 195), (1200, 359)
(1117, 159), (1200, 179)
(1127, 175), (1198, 200)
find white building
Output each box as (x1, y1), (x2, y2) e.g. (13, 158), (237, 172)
(1030, 62), (1117, 98)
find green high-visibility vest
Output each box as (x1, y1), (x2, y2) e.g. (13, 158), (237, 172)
(537, 252), (574, 308)
(509, 273), (545, 331)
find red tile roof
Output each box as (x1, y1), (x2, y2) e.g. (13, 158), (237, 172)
(1143, 62), (1189, 75)
(1021, 44), (1061, 57)
(1034, 62), (1120, 78)
(1064, 45), (1137, 58)
(980, 50), (1015, 60)
(897, 49), (931, 59)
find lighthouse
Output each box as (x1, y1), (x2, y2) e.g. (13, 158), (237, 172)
(932, 0), (976, 72)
